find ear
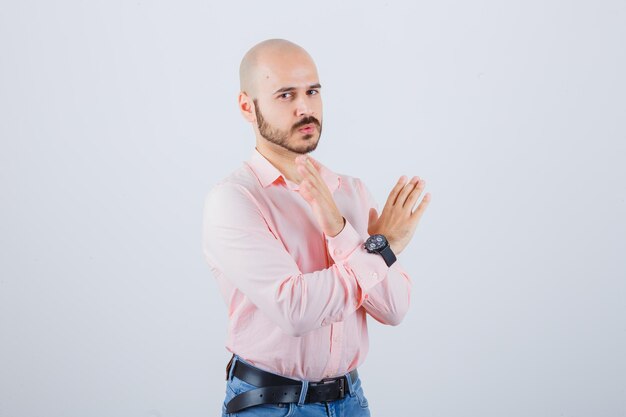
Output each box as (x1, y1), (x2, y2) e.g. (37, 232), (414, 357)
(238, 92), (256, 123)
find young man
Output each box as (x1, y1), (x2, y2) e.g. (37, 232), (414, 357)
(202, 38), (431, 416)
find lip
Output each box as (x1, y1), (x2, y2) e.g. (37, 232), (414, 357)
(298, 124), (316, 133)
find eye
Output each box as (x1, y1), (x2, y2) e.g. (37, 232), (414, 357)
(279, 92), (293, 99)
(307, 89), (319, 96)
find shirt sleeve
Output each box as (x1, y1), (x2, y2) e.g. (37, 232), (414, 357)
(202, 183), (365, 337)
(324, 179), (412, 326)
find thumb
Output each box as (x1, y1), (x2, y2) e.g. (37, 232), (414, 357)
(368, 208), (379, 234)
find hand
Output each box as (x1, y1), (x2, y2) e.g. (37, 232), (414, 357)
(368, 176), (431, 255)
(295, 155), (345, 237)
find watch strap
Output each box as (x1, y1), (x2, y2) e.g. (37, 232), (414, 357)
(379, 244), (396, 267)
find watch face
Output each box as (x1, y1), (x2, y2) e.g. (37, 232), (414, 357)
(365, 234), (387, 253)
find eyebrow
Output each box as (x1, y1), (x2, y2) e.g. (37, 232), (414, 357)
(273, 83), (322, 95)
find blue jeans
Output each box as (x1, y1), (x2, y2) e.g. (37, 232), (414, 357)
(222, 356), (371, 417)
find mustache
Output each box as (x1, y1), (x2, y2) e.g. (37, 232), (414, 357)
(292, 116), (321, 132)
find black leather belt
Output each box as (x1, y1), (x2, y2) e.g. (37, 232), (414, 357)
(225, 357), (358, 414)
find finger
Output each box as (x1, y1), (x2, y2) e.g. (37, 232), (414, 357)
(368, 207), (379, 228)
(295, 155), (319, 171)
(383, 176), (408, 213)
(409, 192), (432, 224)
(403, 179), (425, 210)
(395, 176), (419, 207)
(298, 179), (319, 202)
(304, 158), (322, 180)
(296, 163), (311, 181)
(296, 156), (323, 187)
(304, 155), (322, 171)
(303, 158), (330, 195)
(296, 159), (340, 218)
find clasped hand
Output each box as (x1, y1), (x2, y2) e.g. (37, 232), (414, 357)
(295, 155), (431, 254)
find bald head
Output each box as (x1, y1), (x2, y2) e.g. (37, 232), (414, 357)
(239, 39), (317, 97)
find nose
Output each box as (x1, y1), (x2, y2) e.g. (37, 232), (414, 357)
(294, 96), (313, 117)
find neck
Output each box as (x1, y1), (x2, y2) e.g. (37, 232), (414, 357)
(254, 138), (305, 184)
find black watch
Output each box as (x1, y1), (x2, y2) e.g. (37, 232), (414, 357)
(364, 234), (396, 267)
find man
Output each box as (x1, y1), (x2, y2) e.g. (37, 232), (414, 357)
(202, 39), (431, 416)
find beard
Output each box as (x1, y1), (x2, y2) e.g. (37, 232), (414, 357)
(254, 99), (322, 154)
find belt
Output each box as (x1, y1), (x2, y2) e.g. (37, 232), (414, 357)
(225, 357), (358, 414)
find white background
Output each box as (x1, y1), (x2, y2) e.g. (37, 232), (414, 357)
(1, 1), (625, 416)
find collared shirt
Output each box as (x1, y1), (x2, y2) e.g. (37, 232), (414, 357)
(202, 148), (411, 381)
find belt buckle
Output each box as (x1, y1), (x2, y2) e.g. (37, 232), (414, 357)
(336, 377), (346, 399)
(312, 377), (346, 401)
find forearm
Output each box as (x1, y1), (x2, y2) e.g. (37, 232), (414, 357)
(325, 219), (411, 325)
(361, 262), (411, 325)
(203, 183), (364, 337)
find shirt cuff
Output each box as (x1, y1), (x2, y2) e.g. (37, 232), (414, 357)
(325, 220), (389, 295)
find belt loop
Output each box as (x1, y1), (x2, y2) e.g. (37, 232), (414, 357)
(344, 370), (354, 396)
(226, 354), (238, 381)
(297, 380), (309, 406)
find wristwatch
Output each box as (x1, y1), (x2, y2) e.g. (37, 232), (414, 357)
(364, 234), (396, 267)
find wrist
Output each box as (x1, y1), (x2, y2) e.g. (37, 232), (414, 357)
(364, 234), (397, 267)
(326, 217), (346, 238)
(387, 239), (402, 255)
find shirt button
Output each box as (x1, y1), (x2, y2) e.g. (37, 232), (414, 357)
(372, 272), (378, 279)
(334, 249), (342, 256)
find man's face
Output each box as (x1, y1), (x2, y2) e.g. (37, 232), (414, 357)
(254, 99), (322, 154)
(250, 53), (323, 154)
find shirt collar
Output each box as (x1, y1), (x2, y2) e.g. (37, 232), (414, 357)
(246, 148), (341, 193)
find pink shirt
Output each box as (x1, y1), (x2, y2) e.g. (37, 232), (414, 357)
(202, 148), (412, 381)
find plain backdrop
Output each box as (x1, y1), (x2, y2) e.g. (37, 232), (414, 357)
(1, 1), (625, 416)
